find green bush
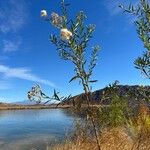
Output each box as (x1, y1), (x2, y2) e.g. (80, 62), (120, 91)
(99, 94), (128, 128)
(98, 82), (130, 128)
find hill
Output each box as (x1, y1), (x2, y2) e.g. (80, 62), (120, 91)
(62, 85), (150, 108)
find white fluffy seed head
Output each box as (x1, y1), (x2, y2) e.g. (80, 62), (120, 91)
(51, 12), (62, 26)
(60, 28), (72, 41)
(40, 10), (47, 17)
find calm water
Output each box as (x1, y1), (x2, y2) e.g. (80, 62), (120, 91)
(0, 109), (78, 150)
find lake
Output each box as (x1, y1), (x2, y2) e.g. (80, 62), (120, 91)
(0, 109), (78, 150)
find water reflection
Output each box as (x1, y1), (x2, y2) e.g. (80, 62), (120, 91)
(0, 109), (78, 150)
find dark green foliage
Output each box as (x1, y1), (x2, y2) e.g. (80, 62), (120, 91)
(99, 81), (129, 128)
(120, 0), (150, 79)
(99, 94), (128, 128)
(108, 94), (128, 127)
(135, 51), (150, 78)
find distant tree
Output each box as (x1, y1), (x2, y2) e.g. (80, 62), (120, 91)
(120, 0), (150, 79)
(40, 0), (101, 149)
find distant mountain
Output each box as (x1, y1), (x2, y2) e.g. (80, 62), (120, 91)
(12, 100), (37, 105)
(12, 100), (58, 105)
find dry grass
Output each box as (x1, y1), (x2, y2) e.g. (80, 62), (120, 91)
(50, 127), (150, 150)
(100, 128), (133, 150)
(50, 128), (133, 150)
(50, 103), (150, 150)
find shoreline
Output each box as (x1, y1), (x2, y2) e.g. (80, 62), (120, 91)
(0, 104), (71, 110)
(0, 104), (102, 110)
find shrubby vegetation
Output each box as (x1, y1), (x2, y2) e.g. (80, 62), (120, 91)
(120, 0), (150, 79)
(28, 0), (150, 149)
(41, 0), (101, 149)
(99, 81), (129, 128)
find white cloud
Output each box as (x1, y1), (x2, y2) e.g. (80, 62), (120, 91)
(0, 0), (30, 54)
(3, 39), (21, 52)
(0, 64), (56, 87)
(0, 0), (29, 33)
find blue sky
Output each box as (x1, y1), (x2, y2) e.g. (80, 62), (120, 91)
(0, 0), (149, 102)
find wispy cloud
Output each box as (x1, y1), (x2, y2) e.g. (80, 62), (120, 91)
(0, 64), (56, 87)
(3, 39), (21, 52)
(0, 0), (29, 33)
(0, 0), (29, 54)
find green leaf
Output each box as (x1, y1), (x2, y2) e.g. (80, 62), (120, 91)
(53, 89), (61, 101)
(89, 80), (98, 83)
(69, 76), (80, 83)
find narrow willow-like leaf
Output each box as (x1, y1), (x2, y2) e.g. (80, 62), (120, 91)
(69, 76), (80, 83)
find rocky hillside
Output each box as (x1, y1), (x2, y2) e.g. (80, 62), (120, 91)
(62, 85), (150, 108)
